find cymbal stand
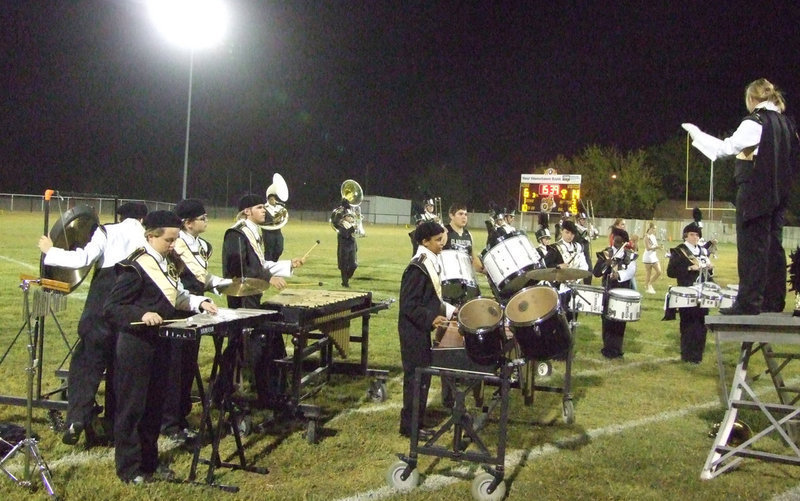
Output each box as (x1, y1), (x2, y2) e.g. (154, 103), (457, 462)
(0, 278), (57, 499)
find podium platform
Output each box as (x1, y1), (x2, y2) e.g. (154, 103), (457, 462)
(702, 313), (800, 479)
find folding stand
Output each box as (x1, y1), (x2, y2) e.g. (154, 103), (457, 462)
(702, 314), (800, 479)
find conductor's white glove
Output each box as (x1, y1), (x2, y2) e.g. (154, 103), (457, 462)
(681, 123), (700, 139)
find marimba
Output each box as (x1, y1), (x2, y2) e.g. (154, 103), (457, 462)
(260, 289), (391, 442)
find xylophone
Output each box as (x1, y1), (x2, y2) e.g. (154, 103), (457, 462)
(158, 307), (275, 492)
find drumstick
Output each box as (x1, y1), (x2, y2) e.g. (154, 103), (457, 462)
(301, 240), (321, 261)
(287, 281), (324, 287)
(130, 318), (185, 326)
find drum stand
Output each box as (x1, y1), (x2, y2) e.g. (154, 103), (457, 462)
(0, 278), (58, 499)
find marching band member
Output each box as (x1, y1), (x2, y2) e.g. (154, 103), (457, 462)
(575, 211), (599, 284)
(443, 202), (484, 279)
(440, 203), (482, 408)
(103, 210), (218, 484)
(485, 208), (516, 249)
(549, 220), (589, 317)
(593, 228), (637, 360)
(334, 198), (358, 287)
(666, 222), (714, 364)
(38, 201), (148, 447)
(263, 192), (286, 261)
(222, 194), (304, 410)
(683, 78), (799, 315)
(161, 199), (230, 444)
(642, 222), (663, 294)
(409, 198), (440, 256)
(399, 221), (456, 438)
(534, 213), (555, 263)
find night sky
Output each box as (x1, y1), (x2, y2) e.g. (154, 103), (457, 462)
(2, 1), (799, 209)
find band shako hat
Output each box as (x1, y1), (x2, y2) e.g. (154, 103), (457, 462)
(535, 227), (551, 241)
(116, 202), (148, 220)
(144, 210), (182, 230)
(175, 199), (206, 219)
(683, 222), (702, 238)
(238, 194), (267, 212)
(561, 220), (579, 235)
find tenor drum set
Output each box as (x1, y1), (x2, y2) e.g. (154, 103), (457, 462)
(667, 281), (738, 311)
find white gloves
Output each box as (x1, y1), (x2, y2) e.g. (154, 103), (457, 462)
(681, 123), (700, 138)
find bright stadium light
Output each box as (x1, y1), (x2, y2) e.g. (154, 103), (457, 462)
(148, 0), (229, 199)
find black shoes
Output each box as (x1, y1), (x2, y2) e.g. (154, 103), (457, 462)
(62, 422), (84, 445)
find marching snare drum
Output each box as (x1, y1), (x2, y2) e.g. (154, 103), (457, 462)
(667, 286), (699, 309)
(606, 288), (642, 321)
(692, 284), (721, 309)
(440, 249), (479, 305)
(719, 288), (738, 309)
(570, 284), (605, 315)
(481, 234), (542, 298)
(458, 297), (506, 366)
(505, 286), (571, 361)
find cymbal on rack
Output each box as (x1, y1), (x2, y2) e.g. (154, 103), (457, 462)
(218, 277), (270, 297)
(526, 267), (591, 282)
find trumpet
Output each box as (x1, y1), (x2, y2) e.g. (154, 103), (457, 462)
(262, 173), (289, 231)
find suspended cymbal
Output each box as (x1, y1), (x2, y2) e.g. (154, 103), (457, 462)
(218, 277), (270, 297)
(526, 267), (591, 282)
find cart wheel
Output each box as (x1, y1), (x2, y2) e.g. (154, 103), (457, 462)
(537, 361), (552, 377)
(471, 472), (506, 501)
(386, 460), (419, 491)
(306, 419), (318, 444)
(367, 381), (388, 402)
(562, 399), (575, 424)
(232, 415), (252, 437)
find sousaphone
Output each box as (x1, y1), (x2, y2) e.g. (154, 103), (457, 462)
(331, 179), (363, 232)
(262, 173), (289, 231)
(42, 204), (100, 293)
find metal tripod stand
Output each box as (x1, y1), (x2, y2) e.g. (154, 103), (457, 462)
(0, 278), (59, 499)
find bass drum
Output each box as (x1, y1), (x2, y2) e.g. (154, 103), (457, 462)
(440, 249), (479, 306)
(481, 234), (542, 298)
(505, 286), (571, 361)
(42, 204), (100, 292)
(458, 297), (505, 366)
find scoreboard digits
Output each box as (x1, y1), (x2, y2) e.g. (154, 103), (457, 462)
(518, 173), (582, 214)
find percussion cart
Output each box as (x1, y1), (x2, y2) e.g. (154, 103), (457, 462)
(388, 349), (519, 501)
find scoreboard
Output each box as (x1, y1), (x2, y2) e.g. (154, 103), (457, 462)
(518, 173), (582, 213)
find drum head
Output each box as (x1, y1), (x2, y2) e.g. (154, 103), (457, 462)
(506, 286), (558, 325)
(42, 204), (99, 293)
(458, 298), (503, 333)
(608, 288), (641, 300)
(670, 286), (698, 297)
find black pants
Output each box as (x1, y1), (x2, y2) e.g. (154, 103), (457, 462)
(735, 206), (787, 312)
(679, 306), (708, 363)
(601, 317), (626, 359)
(67, 268), (117, 429)
(161, 338), (200, 433)
(114, 331), (170, 481)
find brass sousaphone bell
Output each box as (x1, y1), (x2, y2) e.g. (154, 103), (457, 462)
(42, 204), (100, 293)
(331, 179), (363, 232)
(262, 173), (289, 231)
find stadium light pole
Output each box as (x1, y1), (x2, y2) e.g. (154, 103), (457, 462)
(147, 0), (228, 199)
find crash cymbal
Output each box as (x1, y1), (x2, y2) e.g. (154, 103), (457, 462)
(218, 277), (270, 297)
(526, 267), (591, 282)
